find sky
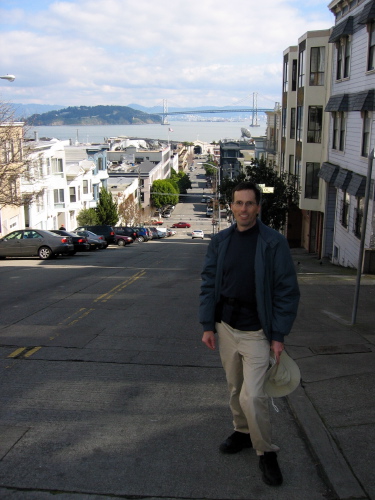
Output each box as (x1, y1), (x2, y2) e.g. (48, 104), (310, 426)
(0, 0), (334, 110)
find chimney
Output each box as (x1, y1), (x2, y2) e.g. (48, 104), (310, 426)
(34, 131), (39, 142)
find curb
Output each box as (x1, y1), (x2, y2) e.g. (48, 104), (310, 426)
(287, 386), (367, 499)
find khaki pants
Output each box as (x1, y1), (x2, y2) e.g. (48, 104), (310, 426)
(216, 321), (279, 454)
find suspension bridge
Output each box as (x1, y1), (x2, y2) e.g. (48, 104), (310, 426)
(148, 93), (277, 125)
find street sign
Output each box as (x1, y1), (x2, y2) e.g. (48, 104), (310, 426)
(262, 187), (274, 193)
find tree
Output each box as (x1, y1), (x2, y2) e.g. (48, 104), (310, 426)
(0, 100), (42, 208)
(95, 187), (119, 226)
(151, 179), (179, 208)
(219, 158), (299, 231)
(118, 194), (141, 226)
(170, 168), (192, 194)
(76, 208), (99, 226)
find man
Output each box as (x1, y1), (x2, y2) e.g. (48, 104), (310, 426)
(199, 181), (300, 487)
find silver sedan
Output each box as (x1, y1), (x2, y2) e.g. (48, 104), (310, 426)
(0, 229), (74, 260)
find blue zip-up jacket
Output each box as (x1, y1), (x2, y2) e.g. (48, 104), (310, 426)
(199, 220), (300, 343)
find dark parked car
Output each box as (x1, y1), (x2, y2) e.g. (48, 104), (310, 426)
(75, 225), (116, 245)
(115, 227), (138, 241)
(132, 227), (150, 242)
(115, 234), (134, 246)
(74, 230), (107, 250)
(0, 229), (74, 260)
(51, 230), (90, 254)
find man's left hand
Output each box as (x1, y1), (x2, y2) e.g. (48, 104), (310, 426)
(271, 340), (284, 364)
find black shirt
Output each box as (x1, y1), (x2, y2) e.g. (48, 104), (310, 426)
(220, 224), (261, 331)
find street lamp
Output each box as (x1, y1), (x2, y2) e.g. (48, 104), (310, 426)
(0, 75), (15, 82)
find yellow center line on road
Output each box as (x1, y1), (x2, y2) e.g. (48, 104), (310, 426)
(67, 308), (96, 326)
(24, 346), (42, 358)
(94, 270), (146, 303)
(7, 347), (27, 358)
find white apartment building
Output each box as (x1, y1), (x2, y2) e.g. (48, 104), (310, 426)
(280, 30), (332, 254)
(15, 138), (109, 232)
(107, 140), (174, 214)
(319, 0), (375, 268)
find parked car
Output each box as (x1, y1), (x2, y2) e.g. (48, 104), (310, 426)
(75, 225), (116, 245)
(162, 211), (171, 218)
(132, 227), (150, 242)
(115, 227), (138, 241)
(171, 222), (191, 228)
(150, 219), (163, 225)
(0, 229), (74, 260)
(166, 228), (176, 237)
(115, 234), (134, 246)
(206, 207), (213, 217)
(74, 230), (107, 250)
(192, 230), (204, 239)
(51, 229), (90, 254)
(148, 227), (160, 239)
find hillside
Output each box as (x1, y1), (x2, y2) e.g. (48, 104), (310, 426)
(26, 105), (162, 126)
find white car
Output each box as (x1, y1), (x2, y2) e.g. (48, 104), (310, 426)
(192, 230), (204, 239)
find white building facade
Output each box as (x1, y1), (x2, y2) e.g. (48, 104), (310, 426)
(319, 0), (375, 268)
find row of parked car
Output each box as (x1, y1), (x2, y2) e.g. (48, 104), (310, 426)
(0, 224), (177, 260)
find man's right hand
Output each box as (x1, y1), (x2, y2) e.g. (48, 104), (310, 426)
(202, 331), (216, 350)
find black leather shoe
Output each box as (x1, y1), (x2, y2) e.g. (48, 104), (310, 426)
(259, 451), (283, 486)
(219, 431), (252, 454)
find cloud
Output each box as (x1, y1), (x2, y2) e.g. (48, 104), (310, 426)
(0, 0), (334, 107)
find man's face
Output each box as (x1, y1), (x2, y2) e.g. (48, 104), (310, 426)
(231, 189), (260, 231)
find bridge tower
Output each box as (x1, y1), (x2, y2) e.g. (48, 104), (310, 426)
(161, 99), (169, 125)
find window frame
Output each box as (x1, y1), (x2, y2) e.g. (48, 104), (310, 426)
(361, 111), (371, 158)
(290, 108), (296, 139)
(307, 106), (323, 143)
(305, 162), (320, 199)
(298, 49), (305, 88)
(310, 46), (325, 86)
(368, 21), (375, 72)
(341, 190), (350, 228)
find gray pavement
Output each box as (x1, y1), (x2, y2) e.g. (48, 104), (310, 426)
(287, 248), (375, 500)
(1, 164), (374, 499)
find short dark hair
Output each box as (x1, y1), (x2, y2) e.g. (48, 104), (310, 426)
(232, 181), (261, 205)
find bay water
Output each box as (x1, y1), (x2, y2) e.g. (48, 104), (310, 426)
(27, 120), (267, 145)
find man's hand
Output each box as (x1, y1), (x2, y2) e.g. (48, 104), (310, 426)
(271, 340), (284, 364)
(202, 331), (216, 350)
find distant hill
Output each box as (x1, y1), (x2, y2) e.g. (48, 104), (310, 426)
(11, 103), (65, 119)
(25, 105), (162, 126)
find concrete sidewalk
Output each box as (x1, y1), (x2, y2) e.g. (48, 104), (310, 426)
(286, 249), (375, 500)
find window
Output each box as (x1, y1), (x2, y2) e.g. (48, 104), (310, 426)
(290, 108), (296, 139)
(307, 106), (323, 143)
(296, 106), (304, 141)
(98, 157), (105, 170)
(298, 49), (305, 87)
(368, 21), (375, 71)
(282, 108), (287, 137)
(354, 197), (364, 238)
(69, 187), (76, 203)
(52, 158), (63, 175)
(283, 57), (288, 92)
(332, 112), (346, 151)
(341, 191), (350, 228)
(53, 189), (65, 207)
(83, 179), (88, 194)
(295, 159), (301, 191)
(305, 163), (320, 199)
(361, 111), (371, 157)
(46, 158), (51, 176)
(289, 155), (295, 175)
(292, 60), (297, 91)
(339, 113), (346, 151)
(336, 37), (351, 80)
(93, 184), (99, 201)
(310, 47), (325, 85)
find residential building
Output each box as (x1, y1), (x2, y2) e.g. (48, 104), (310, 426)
(281, 30), (332, 254)
(319, 0), (375, 268)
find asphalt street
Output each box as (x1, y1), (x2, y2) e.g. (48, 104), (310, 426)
(0, 164), (373, 499)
